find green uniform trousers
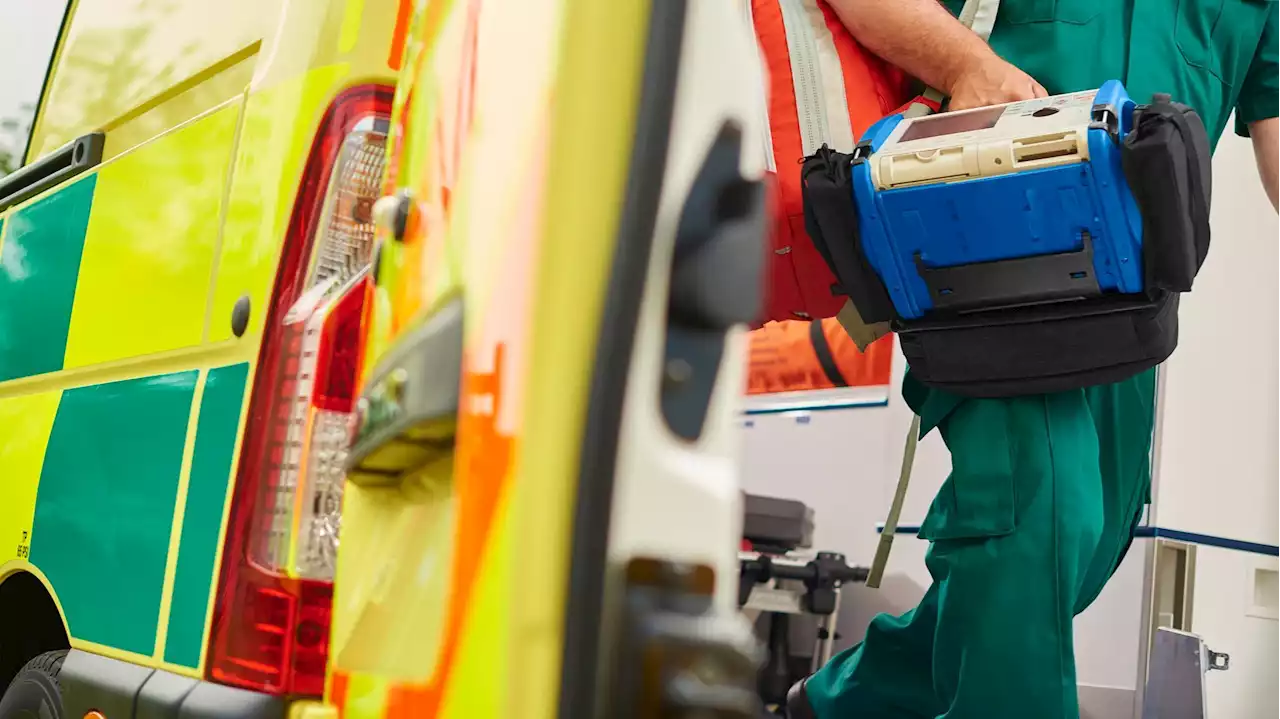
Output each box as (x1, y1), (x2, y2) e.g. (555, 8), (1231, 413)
(805, 368), (1157, 719)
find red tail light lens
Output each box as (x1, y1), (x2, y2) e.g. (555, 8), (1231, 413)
(313, 286), (367, 413)
(208, 85), (393, 697)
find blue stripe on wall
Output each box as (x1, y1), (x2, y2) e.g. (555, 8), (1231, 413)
(878, 524), (1279, 556)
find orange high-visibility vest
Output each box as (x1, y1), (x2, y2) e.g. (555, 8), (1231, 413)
(749, 0), (914, 324)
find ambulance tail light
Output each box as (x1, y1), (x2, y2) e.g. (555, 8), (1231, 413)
(208, 85), (393, 698)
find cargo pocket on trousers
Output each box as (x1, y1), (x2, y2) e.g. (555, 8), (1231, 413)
(918, 400), (1018, 541)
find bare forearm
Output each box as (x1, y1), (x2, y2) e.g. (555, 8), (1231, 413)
(1250, 118), (1278, 211)
(826, 0), (993, 95)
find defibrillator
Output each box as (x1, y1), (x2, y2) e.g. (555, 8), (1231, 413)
(799, 81), (1211, 397)
(850, 80), (1144, 320)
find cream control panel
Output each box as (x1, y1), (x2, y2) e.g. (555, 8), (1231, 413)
(870, 90), (1099, 190)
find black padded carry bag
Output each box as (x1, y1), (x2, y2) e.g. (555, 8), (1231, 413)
(801, 145), (896, 324)
(1122, 94), (1212, 293)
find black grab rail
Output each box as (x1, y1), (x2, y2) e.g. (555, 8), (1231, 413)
(0, 132), (104, 213)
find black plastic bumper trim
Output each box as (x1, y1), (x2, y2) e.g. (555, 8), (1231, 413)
(59, 650), (284, 719)
(137, 670), (199, 719)
(176, 679), (283, 719)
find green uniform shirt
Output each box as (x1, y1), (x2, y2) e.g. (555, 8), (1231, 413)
(910, 0), (1280, 430)
(944, 0), (1278, 141)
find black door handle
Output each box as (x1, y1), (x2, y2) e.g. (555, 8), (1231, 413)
(661, 121), (768, 441)
(667, 123), (767, 331)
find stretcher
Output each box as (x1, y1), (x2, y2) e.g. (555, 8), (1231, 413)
(739, 493), (868, 714)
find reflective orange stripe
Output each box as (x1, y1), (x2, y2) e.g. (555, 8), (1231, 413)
(329, 670), (350, 718)
(388, 0), (415, 70)
(392, 0), (483, 336)
(383, 346), (516, 719)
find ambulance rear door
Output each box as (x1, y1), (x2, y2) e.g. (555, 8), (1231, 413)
(327, 0), (769, 716)
(556, 1), (773, 716)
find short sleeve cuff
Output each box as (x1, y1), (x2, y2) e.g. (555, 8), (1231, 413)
(1236, 94), (1279, 137)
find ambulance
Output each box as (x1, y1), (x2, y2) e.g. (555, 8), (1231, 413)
(1, 0), (769, 717)
(0, 0), (408, 716)
(325, 0), (770, 717)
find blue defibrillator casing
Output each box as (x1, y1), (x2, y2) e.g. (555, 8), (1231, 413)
(851, 80), (1144, 320)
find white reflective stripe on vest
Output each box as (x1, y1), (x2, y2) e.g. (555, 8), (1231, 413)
(805, 0), (854, 153)
(777, 0), (854, 157)
(959, 0), (1000, 43)
(744, 0), (778, 173)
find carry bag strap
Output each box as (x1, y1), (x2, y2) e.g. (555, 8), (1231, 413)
(870, 0), (999, 587)
(867, 414), (920, 588)
(808, 320), (849, 388)
(958, 0), (1001, 48)
(835, 298), (889, 351)
(1155, 101), (1212, 249)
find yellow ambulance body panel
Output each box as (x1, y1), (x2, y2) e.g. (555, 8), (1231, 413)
(0, 0), (406, 714)
(328, 0), (770, 715)
(326, 0), (654, 716)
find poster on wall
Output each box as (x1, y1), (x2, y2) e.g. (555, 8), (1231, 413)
(744, 319), (893, 413)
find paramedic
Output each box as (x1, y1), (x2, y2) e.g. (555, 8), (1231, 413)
(797, 1), (1279, 718)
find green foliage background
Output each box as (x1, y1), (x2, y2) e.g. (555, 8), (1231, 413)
(0, 104), (35, 178)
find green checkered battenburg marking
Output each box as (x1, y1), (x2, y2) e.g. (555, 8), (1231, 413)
(164, 362), (249, 668)
(30, 370), (198, 656)
(0, 176), (95, 382)
(2, 172), (254, 661)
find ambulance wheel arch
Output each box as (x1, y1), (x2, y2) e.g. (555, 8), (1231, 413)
(0, 569), (70, 693)
(559, 0), (769, 713)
